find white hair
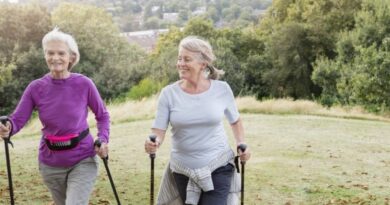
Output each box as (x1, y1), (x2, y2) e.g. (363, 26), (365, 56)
(42, 27), (80, 70)
(179, 36), (224, 80)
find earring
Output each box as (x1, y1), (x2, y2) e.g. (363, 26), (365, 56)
(203, 66), (210, 78)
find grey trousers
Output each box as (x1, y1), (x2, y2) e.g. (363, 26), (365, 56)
(39, 156), (99, 205)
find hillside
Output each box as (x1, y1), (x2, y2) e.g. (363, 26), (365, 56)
(19, 0), (272, 31)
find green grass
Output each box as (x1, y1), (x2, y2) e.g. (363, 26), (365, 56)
(1, 114), (390, 204)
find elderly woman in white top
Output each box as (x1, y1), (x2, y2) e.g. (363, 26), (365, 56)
(145, 36), (251, 205)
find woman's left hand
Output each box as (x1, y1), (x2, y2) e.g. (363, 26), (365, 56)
(95, 142), (109, 159)
(238, 144), (251, 162)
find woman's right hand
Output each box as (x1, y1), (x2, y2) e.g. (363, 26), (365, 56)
(144, 137), (161, 155)
(0, 121), (11, 139)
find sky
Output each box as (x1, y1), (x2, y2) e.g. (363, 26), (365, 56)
(2, 0), (19, 3)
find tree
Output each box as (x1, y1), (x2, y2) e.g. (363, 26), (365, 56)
(183, 17), (215, 39)
(144, 26), (183, 84)
(0, 4), (50, 63)
(144, 16), (161, 29)
(178, 9), (189, 23)
(51, 3), (146, 99)
(237, 28), (270, 99)
(312, 0), (390, 111)
(256, 0), (364, 99)
(264, 22), (320, 98)
(212, 37), (244, 95)
(0, 4), (51, 114)
(206, 5), (219, 23)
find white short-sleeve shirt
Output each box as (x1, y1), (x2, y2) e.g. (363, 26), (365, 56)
(153, 80), (240, 169)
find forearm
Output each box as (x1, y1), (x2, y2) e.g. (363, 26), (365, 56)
(96, 114), (110, 143)
(9, 83), (35, 136)
(230, 118), (245, 146)
(9, 109), (33, 137)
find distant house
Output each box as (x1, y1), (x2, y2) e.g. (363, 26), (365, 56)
(106, 6), (116, 13)
(254, 9), (268, 18)
(151, 6), (160, 13)
(192, 7), (206, 16)
(121, 29), (169, 52)
(163, 13), (178, 22)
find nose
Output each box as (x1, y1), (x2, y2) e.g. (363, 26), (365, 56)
(52, 54), (60, 60)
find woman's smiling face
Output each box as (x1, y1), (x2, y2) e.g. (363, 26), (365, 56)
(44, 40), (74, 73)
(176, 48), (205, 81)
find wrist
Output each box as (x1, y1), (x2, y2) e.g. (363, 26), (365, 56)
(98, 137), (108, 144)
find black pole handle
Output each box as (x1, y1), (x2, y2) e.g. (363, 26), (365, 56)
(237, 144), (247, 153)
(0, 116), (8, 125)
(149, 134), (157, 142)
(94, 139), (108, 160)
(237, 144), (247, 165)
(149, 134), (157, 159)
(94, 139), (102, 147)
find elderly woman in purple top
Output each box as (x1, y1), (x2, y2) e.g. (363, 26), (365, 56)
(0, 28), (110, 205)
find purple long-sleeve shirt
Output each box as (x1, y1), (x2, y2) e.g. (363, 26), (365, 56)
(9, 73), (110, 167)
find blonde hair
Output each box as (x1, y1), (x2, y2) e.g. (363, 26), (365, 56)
(42, 27), (80, 70)
(179, 36), (224, 80)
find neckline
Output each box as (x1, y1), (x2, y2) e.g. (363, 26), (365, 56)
(176, 80), (214, 98)
(46, 73), (75, 84)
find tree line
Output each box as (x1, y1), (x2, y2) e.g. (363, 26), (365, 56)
(1, 0), (389, 115)
(32, 0), (272, 32)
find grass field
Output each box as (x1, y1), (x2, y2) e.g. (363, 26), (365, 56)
(1, 113), (389, 205)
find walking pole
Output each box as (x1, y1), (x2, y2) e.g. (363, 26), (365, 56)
(238, 144), (247, 205)
(94, 139), (121, 205)
(149, 134), (157, 205)
(0, 116), (15, 205)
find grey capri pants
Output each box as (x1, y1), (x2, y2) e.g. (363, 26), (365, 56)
(39, 156), (99, 205)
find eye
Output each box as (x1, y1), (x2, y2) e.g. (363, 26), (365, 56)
(177, 56), (192, 63)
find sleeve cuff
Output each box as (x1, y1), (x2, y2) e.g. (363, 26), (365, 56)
(98, 137), (108, 144)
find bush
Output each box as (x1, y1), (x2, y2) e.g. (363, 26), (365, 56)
(126, 78), (167, 100)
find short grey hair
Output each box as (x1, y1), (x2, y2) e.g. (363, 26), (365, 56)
(42, 27), (80, 70)
(179, 36), (224, 80)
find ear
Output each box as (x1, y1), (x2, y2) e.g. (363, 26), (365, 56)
(67, 54), (76, 70)
(70, 53), (76, 63)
